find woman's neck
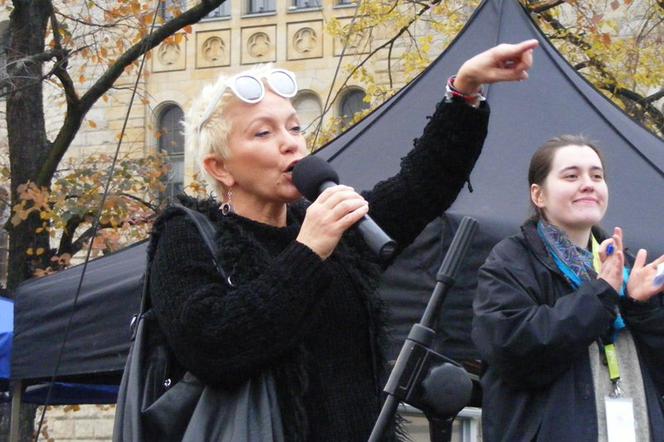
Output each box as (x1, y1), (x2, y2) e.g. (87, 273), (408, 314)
(561, 225), (592, 249)
(231, 199), (288, 227)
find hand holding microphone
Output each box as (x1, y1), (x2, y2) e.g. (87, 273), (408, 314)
(296, 185), (368, 260)
(293, 156), (397, 262)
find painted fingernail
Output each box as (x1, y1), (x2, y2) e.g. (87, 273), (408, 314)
(655, 263), (664, 287)
(606, 244), (614, 256)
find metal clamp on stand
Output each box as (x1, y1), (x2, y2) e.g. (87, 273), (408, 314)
(369, 216), (479, 442)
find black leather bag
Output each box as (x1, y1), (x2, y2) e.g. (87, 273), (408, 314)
(113, 205), (284, 442)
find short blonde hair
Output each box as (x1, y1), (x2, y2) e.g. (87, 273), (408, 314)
(184, 63), (276, 198)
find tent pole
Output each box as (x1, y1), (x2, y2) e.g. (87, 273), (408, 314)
(9, 380), (23, 442)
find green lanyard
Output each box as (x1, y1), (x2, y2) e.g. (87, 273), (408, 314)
(603, 342), (621, 382)
(592, 237), (622, 391)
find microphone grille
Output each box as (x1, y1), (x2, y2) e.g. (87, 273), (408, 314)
(292, 156), (339, 201)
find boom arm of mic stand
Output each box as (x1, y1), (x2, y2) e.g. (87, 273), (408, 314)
(368, 217), (479, 442)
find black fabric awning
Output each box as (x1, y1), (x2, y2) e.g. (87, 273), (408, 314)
(12, 242), (144, 383)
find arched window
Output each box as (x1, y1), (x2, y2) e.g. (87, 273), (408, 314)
(292, 91), (322, 135)
(158, 105), (184, 199)
(339, 88), (369, 125)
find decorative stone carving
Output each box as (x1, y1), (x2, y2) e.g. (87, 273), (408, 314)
(287, 21), (323, 61)
(153, 38), (186, 72)
(241, 25), (276, 64)
(203, 37), (225, 62)
(294, 28), (316, 53)
(248, 32), (271, 58)
(196, 30), (231, 68)
(159, 44), (180, 66)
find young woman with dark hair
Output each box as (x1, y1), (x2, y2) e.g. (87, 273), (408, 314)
(473, 135), (664, 442)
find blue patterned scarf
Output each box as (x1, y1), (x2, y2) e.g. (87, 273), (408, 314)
(537, 220), (627, 334)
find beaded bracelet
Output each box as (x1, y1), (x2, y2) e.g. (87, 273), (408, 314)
(445, 75), (486, 106)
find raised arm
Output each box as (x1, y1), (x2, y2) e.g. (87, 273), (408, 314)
(365, 40), (539, 249)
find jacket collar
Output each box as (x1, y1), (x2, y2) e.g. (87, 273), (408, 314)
(520, 219), (609, 277)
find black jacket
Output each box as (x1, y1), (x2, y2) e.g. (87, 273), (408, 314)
(472, 220), (664, 442)
(149, 100), (490, 441)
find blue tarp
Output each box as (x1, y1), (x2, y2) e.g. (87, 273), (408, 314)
(0, 382), (118, 405)
(0, 297), (13, 379)
(22, 383), (118, 405)
(0, 296), (118, 404)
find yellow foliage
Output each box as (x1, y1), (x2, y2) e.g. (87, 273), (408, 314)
(525, 0), (662, 136)
(317, 0), (481, 146)
(4, 150), (169, 273)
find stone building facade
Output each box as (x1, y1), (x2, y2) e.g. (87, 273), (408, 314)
(148, 0), (407, 199)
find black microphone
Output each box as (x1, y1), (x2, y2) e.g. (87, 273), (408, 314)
(292, 156), (397, 262)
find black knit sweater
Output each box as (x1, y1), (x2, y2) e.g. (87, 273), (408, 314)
(148, 100), (490, 441)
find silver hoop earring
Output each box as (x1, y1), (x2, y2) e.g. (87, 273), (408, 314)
(220, 189), (233, 215)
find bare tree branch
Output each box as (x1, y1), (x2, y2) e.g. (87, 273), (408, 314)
(54, 8), (131, 29)
(320, 2), (432, 124)
(0, 45), (91, 99)
(118, 192), (159, 212)
(598, 83), (664, 132)
(387, 40), (394, 89)
(49, 9), (79, 107)
(645, 88), (664, 104)
(69, 222), (111, 256)
(37, 0), (229, 187)
(57, 213), (83, 255)
(527, 0), (566, 14)
(3, 49), (66, 69)
(529, 4), (664, 136)
(573, 61), (591, 70)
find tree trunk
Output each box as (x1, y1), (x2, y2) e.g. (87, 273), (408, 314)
(5, 1), (53, 293)
(3, 2), (53, 441)
(0, 402), (38, 442)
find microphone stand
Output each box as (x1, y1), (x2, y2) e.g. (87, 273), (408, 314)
(369, 216), (479, 442)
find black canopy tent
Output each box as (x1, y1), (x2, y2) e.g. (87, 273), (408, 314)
(10, 0), (663, 402)
(319, 0), (663, 361)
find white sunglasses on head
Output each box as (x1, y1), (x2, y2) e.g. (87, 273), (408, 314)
(198, 69), (298, 131)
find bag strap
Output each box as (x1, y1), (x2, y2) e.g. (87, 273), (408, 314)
(135, 204), (231, 326)
(172, 204), (231, 284)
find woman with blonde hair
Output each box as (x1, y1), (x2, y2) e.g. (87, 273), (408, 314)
(149, 40), (538, 440)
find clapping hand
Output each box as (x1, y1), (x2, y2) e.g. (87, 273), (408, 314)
(598, 227), (664, 301)
(598, 227), (625, 293)
(626, 249), (664, 302)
